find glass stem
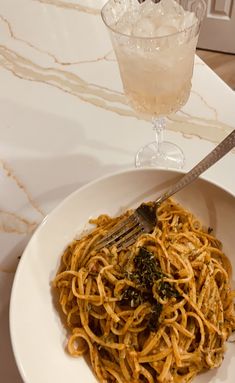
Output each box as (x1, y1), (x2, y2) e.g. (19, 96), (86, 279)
(152, 117), (166, 150)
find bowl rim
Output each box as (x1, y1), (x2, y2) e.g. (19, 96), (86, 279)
(9, 166), (235, 383)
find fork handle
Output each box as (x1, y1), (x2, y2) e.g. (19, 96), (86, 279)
(155, 129), (235, 205)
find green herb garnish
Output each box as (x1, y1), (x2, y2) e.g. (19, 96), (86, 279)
(132, 247), (164, 288)
(120, 286), (163, 330)
(121, 247), (180, 331)
(158, 281), (180, 299)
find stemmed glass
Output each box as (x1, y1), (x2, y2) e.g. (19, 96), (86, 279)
(101, 0), (206, 168)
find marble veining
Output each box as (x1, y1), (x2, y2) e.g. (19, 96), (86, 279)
(0, 210), (37, 234)
(0, 4), (233, 146)
(0, 43), (233, 146)
(0, 159), (45, 217)
(0, 1), (234, 381)
(0, 0), (234, 244)
(0, 14), (115, 66)
(34, 0), (100, 15)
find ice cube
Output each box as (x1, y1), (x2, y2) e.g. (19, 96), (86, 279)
(114, 9), (138, 34)
(114, 0), (197, 38)
(155, 25), (178, 37)
(183, 11), (197, 29)
(132, 17), (157, 37)
(160, 0), (184, 16)
(139, 0), (156, 14)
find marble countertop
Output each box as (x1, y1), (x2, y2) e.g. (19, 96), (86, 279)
(0, 0), (234, 381)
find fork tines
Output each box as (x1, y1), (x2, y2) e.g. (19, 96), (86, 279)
(94, 203), (157, 252)
(95, 213), (143, 251)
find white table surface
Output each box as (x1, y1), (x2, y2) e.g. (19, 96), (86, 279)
(0, 1), (234, 381)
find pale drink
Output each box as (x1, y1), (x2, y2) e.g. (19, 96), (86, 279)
(105, 0), (199, 116)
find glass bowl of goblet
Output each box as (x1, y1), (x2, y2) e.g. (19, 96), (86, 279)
(101, 0), (206, 168)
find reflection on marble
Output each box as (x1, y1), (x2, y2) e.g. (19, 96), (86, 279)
(169, 113), (234, 148)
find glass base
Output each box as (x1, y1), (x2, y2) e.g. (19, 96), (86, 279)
(135, 141), (185, 169)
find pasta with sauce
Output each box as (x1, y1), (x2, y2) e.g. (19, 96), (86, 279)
(53, 198), (235, 383)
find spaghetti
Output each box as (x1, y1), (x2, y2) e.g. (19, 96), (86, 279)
(53, 199), (235, 383)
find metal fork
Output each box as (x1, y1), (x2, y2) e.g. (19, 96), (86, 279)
(95, 130), (235, 252)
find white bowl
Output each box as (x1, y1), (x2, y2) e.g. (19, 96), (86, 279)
(10, 168), (235, 383)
